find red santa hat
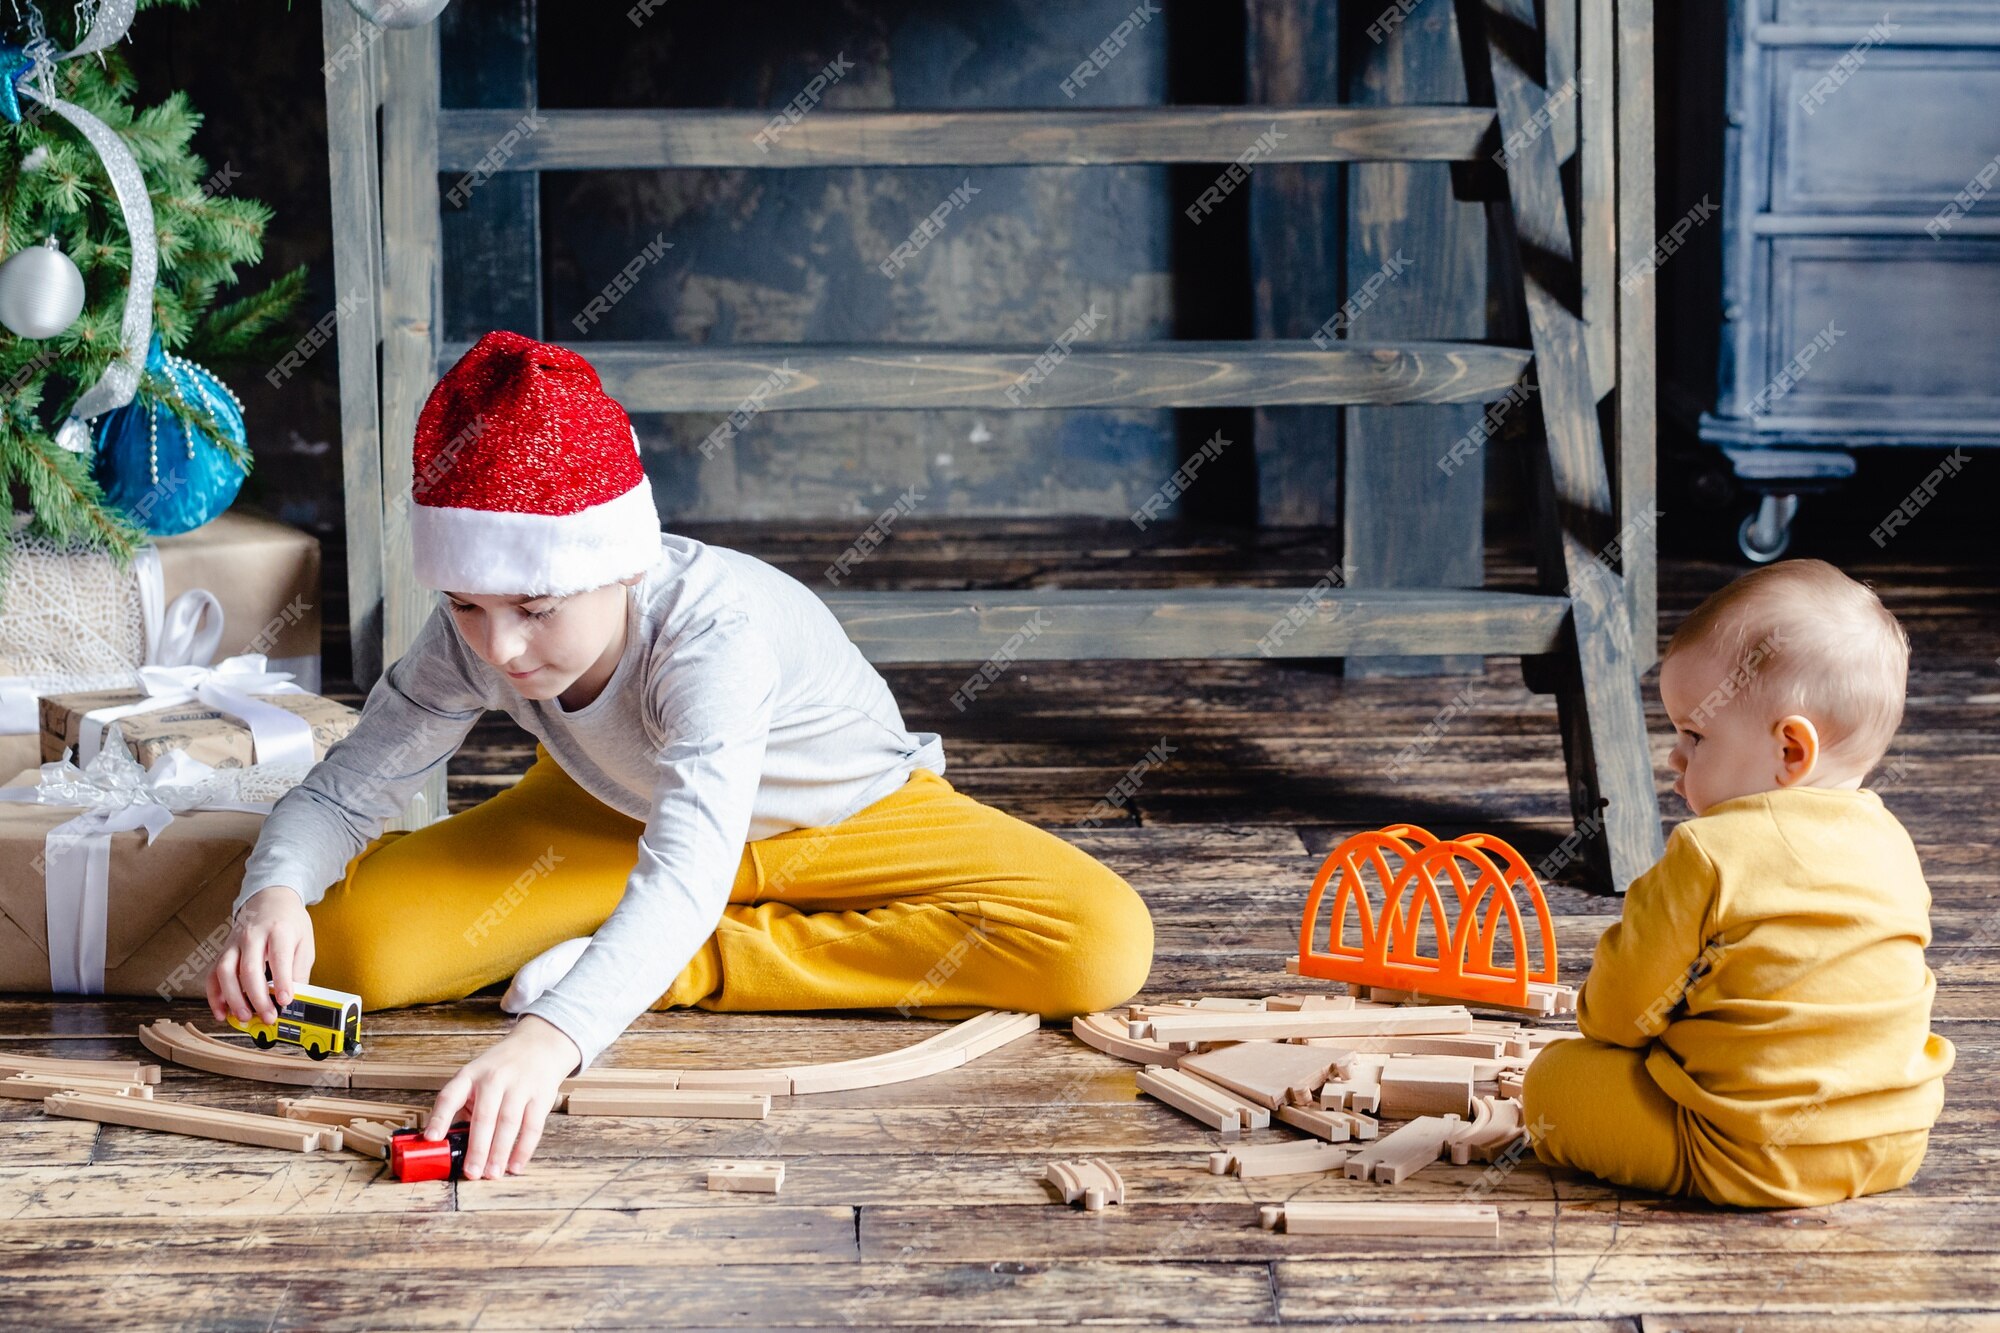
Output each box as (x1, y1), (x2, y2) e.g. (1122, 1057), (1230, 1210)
(410, 330), (662, 597)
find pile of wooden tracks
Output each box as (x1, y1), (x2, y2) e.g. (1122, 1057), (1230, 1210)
(1072, 990), (1571, 1192)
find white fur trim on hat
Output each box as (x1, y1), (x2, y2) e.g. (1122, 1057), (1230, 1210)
(412, 479), (662, 597)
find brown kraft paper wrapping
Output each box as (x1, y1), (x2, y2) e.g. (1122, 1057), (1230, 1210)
(0, 768), (261, 998)
(39, 688), (358, 770)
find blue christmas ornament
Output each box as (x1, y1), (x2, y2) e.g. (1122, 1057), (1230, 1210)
(0, 44), (32, 124)
(0, 48), (29, 125)
(90, 335), (249, 536)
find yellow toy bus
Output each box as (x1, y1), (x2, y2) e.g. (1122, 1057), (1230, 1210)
(225, 982), (363, 1060)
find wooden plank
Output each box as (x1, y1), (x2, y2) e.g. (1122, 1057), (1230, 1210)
(824, 587), (1570, 663)
(1615, 0), (1658, 668)
(0, 1207), (862, 1273)
(858, 1196), (2000, 1262)
(1578, 0), (1616, 400)
(1274, 1252), (2000, 1321)
(376, 18), (448, 831)
(1457, 0), (1664, 892)
(1342, 0), (1488, 678)
(437, 339), (1534, 412)
(1246, 0), (1344, 527)
(0, 1263), (1283, 1327)
(437, 106), (1501, 170)
(320, 0), (387, 691)
(437, 0), (541, 344)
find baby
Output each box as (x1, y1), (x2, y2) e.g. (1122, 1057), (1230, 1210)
(1522, 558), (1956, 1207)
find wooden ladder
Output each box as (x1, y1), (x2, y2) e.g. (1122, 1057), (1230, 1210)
(320, 0), (1663, 890)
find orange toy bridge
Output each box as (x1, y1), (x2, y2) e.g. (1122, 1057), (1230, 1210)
(1296, 824), (1557, 1008)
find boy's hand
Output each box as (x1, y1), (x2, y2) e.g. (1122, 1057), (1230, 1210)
(427, 1014), (579, 1179)
(207, 886), (314, 1025)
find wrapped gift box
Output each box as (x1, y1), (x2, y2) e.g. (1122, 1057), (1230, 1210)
(0, 735), (37, 783)
(40, 686), (358, 770)
(0, 766), (266, 999)
(0, 509), (323, 695)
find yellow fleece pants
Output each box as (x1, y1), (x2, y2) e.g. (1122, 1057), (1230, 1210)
(304, 745), (1154, 1022)
(1522, 1034), (1932, 1208)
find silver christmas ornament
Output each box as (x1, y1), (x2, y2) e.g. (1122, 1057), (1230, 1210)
(0, 236), (86, 340)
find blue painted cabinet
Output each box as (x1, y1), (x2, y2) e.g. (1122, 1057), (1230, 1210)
(1661, 0), (2000, 557)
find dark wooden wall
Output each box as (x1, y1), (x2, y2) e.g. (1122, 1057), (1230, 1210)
(527, 1), (1213, 523)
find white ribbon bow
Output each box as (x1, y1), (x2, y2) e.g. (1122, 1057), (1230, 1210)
(76, 653), (315, 770)
(0, 722), (299, 994)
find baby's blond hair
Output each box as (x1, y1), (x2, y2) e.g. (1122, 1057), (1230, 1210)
(1664, 559), (1909, 768)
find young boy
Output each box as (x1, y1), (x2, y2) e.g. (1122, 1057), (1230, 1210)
(1522, 559), (1955, 1207)
(207, 330), (1153, 1180)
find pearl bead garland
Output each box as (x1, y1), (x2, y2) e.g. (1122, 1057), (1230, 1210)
(147, 345), (246, 484)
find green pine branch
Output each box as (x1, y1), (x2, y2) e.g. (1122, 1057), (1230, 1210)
(0, 11), (307, 601)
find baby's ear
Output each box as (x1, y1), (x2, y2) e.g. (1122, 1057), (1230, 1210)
(1773, 714), (1821, 786)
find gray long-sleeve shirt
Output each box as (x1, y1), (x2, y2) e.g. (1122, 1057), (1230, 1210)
(232, 532), (945, 1072)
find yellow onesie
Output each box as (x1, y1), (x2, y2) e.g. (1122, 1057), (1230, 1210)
(1523, 786), (1956, 1207)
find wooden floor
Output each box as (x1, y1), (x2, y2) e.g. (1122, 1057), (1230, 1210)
(3, 519), (1995, 1329)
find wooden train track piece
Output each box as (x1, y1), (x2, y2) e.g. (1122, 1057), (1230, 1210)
(1174, 1040), (1340, 1111)
(671, 1070), (792, 1094)
(139, 1020), (358, 1087)
(1262, 994), (1354, 1012)
(1170, 1068), (1272, 1130)
(0, 1052), (159, 1085)
(1448, 1095), (1530, 1165)
(1337, 1032), (1511, 1059)
(1044, 1157), (1125, 1211)
(563, 1088), (772, 1119)
(1135, 1065), (1245, 1136)
(1274, 1102), (1376, 1142)
(41, 1090), (338, 1152)
(277, 1095), (424, 1128)
(1342, 1114), (1460, 1185)
(1377, 1056), (1475, 1119)
(1130, 1006), (1473, 1044)
(779, 1010), (1040, 1094)
(1259, 1200), (1499, 1239)
(338, 1118), (405, 1159)
(1, 1071), (152, 1100)
(707, 1161), (785, 1194)
(1354, 981), (1577, 1018)
(137, 1011), (1040, 1099)
(1320, 1054), (1383, 1115)
(1208, 1139), (1350, 1179)
(1071, 1011), (1179, 1065)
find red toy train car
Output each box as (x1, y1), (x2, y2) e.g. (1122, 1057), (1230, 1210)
(389, 1122), (472, 1182)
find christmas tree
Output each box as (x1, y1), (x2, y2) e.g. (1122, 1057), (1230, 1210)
(0, 0), (305, 582)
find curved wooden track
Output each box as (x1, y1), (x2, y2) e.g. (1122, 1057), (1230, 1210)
(137, 1010), (1040, 1101)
